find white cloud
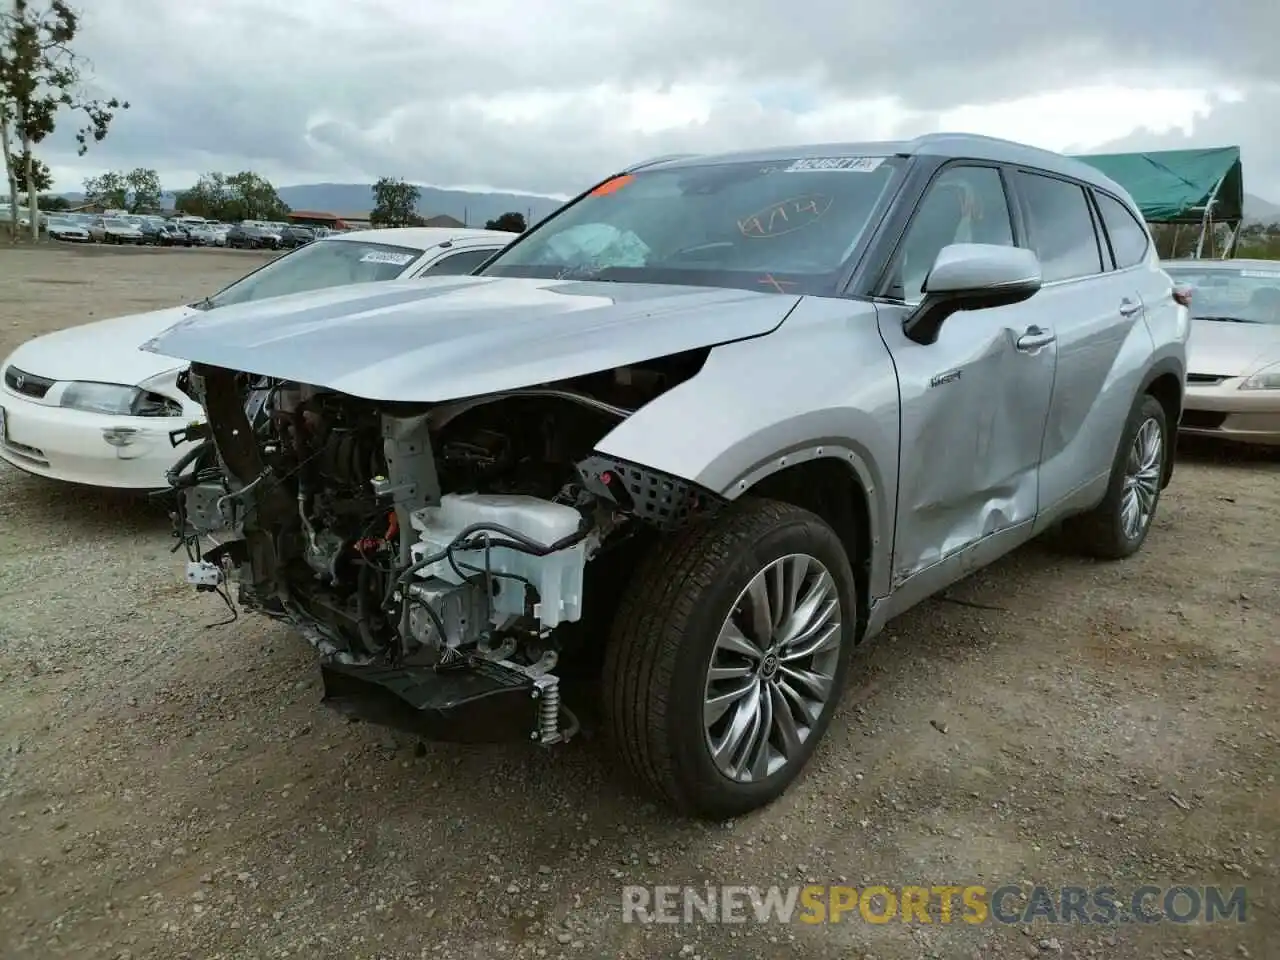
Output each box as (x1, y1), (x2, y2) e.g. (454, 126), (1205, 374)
(30, 0), (1280, 201)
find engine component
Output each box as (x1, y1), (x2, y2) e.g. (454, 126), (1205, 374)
(406, 577), (489, 653)
(380, 411), (442, 567)
(182, 480), (238, 534)
(408, 493), (590, 631)
(299, 493), (346, 579)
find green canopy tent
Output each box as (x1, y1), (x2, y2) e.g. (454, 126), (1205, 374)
(1070, 147), (1244, 258)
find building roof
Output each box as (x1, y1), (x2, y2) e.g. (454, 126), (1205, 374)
(422, 213), (465, 228)
(288, 209), (342, 221)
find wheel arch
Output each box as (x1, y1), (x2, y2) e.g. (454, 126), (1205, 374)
(743, 453), (875, 643)
(1139, 357), (1184, 488)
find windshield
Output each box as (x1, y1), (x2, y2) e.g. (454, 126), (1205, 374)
(481, 155), (901, 294)
(1166, 265), (1280, 325)
(200, 238), (426, 309)
(105, 218), (133, 228)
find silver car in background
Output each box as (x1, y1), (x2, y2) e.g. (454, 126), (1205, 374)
(87, 216), (145, 244)
(45, 216), (91, 242)
(1162, 258), (1280, 445)
(146, 133), (1187, 819)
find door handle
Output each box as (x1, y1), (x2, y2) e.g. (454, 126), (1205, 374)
(1015, 325), (1056, 351)
(1119, 299), (1142, 317)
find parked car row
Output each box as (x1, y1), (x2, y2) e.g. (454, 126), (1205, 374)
(32, 211), (327, 250)
(2, 133), (1275, 821)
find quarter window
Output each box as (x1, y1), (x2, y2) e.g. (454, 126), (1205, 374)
(894, 165), (1014, 303)
(1094, 191), (1150, 269)
(420, 247), (498, 276)
(1015, 172), (1103, 282)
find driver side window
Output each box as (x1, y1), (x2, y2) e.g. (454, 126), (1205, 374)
(895, 165), (1015, 304)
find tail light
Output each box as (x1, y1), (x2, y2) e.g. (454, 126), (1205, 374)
(1173, 285), (1193, 308)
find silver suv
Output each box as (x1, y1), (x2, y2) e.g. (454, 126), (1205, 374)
(147, 133), (1188, 819)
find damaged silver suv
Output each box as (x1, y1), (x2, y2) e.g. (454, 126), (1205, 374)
(146, 133), (1189, 819)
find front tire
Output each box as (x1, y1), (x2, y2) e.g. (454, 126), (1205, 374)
(1063, 392), (1168, 559)
(603, 499), (857, 819)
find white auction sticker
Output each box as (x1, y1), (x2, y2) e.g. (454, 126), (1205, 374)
(1239, 269), (1280, 279)
(360, 250), (416, 266)
(783, 156), (883, 173)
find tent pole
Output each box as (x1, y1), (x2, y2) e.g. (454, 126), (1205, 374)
(1224, 220), (1242, 259)
(1194, 174), (1228, 259)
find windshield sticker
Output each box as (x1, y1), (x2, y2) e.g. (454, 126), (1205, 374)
(589, 174), (634, 197)
(782, 156), (883, 173)
(738, 194), (833, 239)
(756, 274), (799, 294)
(359, 250), (416, 266)
(1239, 269), (1280, 279)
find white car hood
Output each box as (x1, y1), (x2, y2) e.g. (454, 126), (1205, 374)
(1187, 319), (1280, 377)
(5, 304), (196, 385)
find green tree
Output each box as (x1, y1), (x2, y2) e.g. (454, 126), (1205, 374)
(370, 176), (423, 227)
(0, 1), (128, 240)
(84, 168), (161, 212)
(176, 170), (289, 222)
(222, 170), (289, 221)
(82, 169), (127, 209)
(37, 191), (66, 210)
(174, 171), (230, 219)
(485, 211), (526, 233)
(13, 148), (49, 193)
(124, 167), (160, 212)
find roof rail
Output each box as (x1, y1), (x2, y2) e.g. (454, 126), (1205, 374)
(625, 153), (701, 172)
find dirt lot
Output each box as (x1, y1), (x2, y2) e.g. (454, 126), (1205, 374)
(0, 244), (1276, 960)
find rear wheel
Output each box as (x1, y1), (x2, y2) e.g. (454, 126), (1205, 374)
(1063, 393), (1167, 559)
(603, 500), (857, 819)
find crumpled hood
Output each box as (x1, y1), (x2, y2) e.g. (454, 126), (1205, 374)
(1187, 319), (1280, 377)
(143, 276), (801, 402)
(5, 305), (197, 384)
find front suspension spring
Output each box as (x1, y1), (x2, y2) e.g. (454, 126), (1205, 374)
(537, 680), (561, 744)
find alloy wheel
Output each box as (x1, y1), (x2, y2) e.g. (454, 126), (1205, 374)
(703, 553), (843, 783)
(1120, 417), (1162, 540)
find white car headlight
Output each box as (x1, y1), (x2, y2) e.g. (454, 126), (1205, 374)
(1239, 362), (1280, 391)
(60, 381), (184, 417)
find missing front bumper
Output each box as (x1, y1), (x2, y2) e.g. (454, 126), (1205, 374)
(320, 658), (542, 743)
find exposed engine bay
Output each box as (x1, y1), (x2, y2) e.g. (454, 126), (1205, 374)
(169, 354), (723, 745)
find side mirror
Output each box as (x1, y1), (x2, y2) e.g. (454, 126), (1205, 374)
(903, 243), (1042, 345)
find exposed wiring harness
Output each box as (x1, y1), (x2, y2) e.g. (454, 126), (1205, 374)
(387, 519), (593, 652)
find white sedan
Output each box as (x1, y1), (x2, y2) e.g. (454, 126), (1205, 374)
(0, 227), (512, 488)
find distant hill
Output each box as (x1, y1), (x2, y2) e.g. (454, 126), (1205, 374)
(1244, 192), (1280, 225)
(56, 182), (566, 227)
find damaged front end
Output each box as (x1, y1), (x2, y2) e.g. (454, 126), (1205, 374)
(168, 358), (724, 745)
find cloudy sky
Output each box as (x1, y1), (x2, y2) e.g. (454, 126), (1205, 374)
(39, 0), (1280, 202)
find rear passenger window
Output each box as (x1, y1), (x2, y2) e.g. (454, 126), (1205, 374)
(1094, 192), (1150, 269)
(1015, 172), (1103, 282)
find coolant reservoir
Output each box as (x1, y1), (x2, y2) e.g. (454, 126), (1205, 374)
(408, 494), (587, 629)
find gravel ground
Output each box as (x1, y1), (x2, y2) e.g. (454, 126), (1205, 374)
(0, 245), (1276, 960)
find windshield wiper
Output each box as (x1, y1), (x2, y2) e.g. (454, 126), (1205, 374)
(189, 297), (215, 311)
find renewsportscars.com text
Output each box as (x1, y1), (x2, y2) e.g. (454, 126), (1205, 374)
(621, 884), (1248, 926)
